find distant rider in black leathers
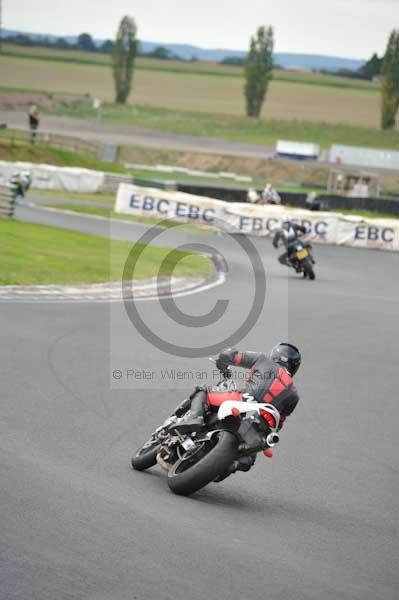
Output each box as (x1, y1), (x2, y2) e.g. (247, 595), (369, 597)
(272, 221), (308, 267)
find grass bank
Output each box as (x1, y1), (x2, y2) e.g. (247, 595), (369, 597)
(0, 135), (126, 173)
(49, 102), (399, 150)
(0, 220), (212, 285)
(2, 131), (398, 197)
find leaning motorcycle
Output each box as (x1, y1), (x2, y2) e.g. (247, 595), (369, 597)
(8, 170), (32, 201)
(288, 240), (316, 280)
(131, 366), (281, 496)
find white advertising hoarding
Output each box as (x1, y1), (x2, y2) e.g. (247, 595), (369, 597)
(115, 183), (399, 252)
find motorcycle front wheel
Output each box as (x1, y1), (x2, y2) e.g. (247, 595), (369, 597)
(167, 431), (238, 496)
(131, 437), (161, 471)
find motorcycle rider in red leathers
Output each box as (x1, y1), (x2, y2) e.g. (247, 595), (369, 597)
(175, 344), (301, 475)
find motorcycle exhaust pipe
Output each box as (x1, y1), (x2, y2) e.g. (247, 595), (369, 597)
(156, 452), (172, 471)
(266, 433), (280, 447)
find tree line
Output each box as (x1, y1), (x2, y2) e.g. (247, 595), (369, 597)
(222, 52), (384, 82)
(3, 32), (195, 61)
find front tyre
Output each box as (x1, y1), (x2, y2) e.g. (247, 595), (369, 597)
(167, 431), (237, 496)
(303, 258), (315, 280)
(131, 437), (161, 471)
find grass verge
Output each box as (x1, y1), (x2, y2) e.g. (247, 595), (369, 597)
(0, 220), (212, 285)
(49, 102), (399, 150)
(31, 190), (116, 205)
(0, 137), (126, 173)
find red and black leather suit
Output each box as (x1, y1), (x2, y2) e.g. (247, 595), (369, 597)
(191, 350), (300, 429)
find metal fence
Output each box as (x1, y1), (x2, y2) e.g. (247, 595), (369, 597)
(1, 129), (99, 157)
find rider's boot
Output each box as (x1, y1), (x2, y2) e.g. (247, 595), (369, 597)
(173, 413), (205, 433)
(214, 456), (256, 482)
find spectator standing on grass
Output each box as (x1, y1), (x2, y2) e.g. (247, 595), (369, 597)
(28, 104), (40, 144)
(262, 182), (281, 205)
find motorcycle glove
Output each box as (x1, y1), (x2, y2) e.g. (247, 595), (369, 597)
(216, 348), (238, 371)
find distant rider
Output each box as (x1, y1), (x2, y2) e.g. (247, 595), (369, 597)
(272, 221), (308, 267)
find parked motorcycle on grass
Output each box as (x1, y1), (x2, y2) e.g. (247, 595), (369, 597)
(131, 364), (281, 496)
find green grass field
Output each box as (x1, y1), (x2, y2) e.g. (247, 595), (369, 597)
(0, 220), (212, 285)
(0, 44), (386, 130)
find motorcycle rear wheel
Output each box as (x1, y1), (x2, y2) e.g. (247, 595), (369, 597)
(167, 431), (238, 496)
(302, 258), (316, 280)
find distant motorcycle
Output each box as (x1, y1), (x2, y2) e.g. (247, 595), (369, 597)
(131, 365), (281, 496)
(8, 170), (32, 201)
(288, 239), (316, 280)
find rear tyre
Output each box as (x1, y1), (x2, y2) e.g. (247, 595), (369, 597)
(131, 437), (161, 471)
(167, 431), (238, 496)
(303, 258), (315, 280)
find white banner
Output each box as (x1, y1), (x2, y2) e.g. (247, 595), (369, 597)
(0, 161), (104, 193)
(115, 183), (226, 226)
(115, 183), (399, 252)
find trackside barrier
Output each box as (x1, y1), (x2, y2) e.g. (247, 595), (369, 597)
(0, 161), (177, 194)
(177, 184), (399, 217)
(115, 183), (399, 252)
(0, 185), (15, 218)
(0, 161), (105, 194)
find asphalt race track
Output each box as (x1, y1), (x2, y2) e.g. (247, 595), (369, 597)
(1, 202), (398, 600)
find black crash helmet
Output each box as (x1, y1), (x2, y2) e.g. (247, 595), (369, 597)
(270, 343), (301, 376)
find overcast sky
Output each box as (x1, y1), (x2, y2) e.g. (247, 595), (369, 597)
(4, 1), (398, 59)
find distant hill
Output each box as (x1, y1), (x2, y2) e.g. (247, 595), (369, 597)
(1, 29), (365, 71)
